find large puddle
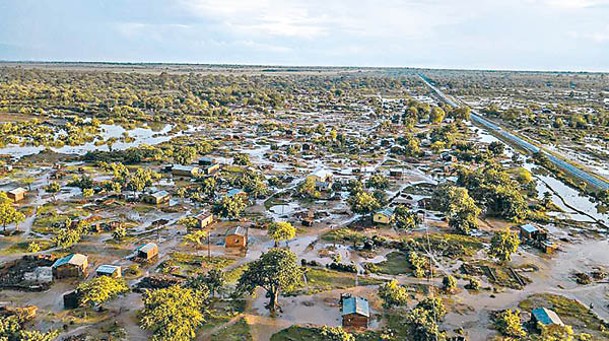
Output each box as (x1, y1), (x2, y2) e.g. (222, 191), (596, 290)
(0, 124), (187, 158)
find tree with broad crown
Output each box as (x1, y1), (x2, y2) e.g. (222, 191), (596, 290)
(0, 192), (25, 233)
(76, 276), (129, 306)
(489, 228), (520, 262)
(347, 191), (381, 214)
(268, 221), (296, 247)
(140, 285), (206, 341)
(320, 326), (355, 341)
(494, 309), (526, 338)
(237, 248), (302, 315)
(378, 279), (409, 309)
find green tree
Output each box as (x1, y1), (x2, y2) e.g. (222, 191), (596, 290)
(395, 205), (421, 230)
(378, 279), (409, 309)
(430, 107), (446, 123)
(494, 309), (526, 338)
(140, 285), (206, 341)
(298, 176), (321, 198)
(442, 275), (457, 293)
(45, 182), (61, 201)
(348, 191), (381, 214)
(237, 248), (302, 315)
(77, 276), (129, 306)
(490, 228), (520, 262)
(0, 192), (25, 233)
(174, 146), (198, 165)
(268, 221), (296, 247)
(440, 186), (480, 235)
(367, 174), (389, 190)
(183, 230), (208, 250)
(320, 326), (355, 341)
(214, 195), (248, 219)
(202, 269), (225, 298)
(112, 226), (127, 241)
(408, 251), (427, 278)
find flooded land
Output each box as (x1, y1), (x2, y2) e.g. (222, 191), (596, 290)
(1, 64), (608, 341)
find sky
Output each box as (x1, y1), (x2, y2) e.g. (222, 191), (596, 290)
(1, 0), (608, 71)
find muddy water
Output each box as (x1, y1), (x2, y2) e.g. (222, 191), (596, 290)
(0, 124), (186, 158)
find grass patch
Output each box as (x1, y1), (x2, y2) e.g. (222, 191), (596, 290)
(321, 228), (367, 244)
(210, 317), (252, 341)
(405, 233), (484, 257)
(286, 268), (384, 296)
(158, 253), (235, 276)
(519, 293), (609, 338)
(0, 238), (54, 255)
(271, 326), (381, 341)
(363, 252), (410, 275)
(225, 264), (249, 285)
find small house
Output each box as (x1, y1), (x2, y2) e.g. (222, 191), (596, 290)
(225, 226), (247, 248)
(373, 207), (395, 225)
(226, 188), (247, 199)
(52, 254), (88, 279)
(136, 243), (159, 261)
(519, 224), (539, 241)
(96, 265), (122, 278)
(195, 211), (214, 229)
(142, 190), (170, 205)
(531, 307), (564, 327)
(310, 169), (333, 184)
(389, 168), (405, 178)
(341, 294), (369, 329)
(198, 157), (215, 166)
(171, 164), (200, 177)
(7, 187), (27, 202)
(203, 163), (221, 175)
(63, 290), (79, 309)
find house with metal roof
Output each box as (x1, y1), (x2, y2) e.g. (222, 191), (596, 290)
(373, 207), (395, 225)
(531, 307), (564, 327)
(7, 187), (27, 202)
(225, 226), (247, 248)
(142, 190), (170, 205)
(171, 164), (200, 177)
(52, 254), (88, 279)
(96, 265), (122, 278)
(135, 243), (159, 261)
(341, 295), (370, 329)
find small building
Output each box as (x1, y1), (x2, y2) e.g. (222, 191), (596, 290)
(63, 290), (79, 309)
(531, 307), (564, 327)
(226, 188), (247, 199)
(389, 168), (405, 178)
(171, 164), (200, 177)
(225, 226), (247, 248)
(142, 190), (170, 205)
(198, 157), (215, 166)
(52, 254), (88, 279)
(310, 169), (333, 184)
(519, 224), (540, 241)
(203, 163), (221, 175)
(135, 243), (159, 261)
(373, 207), (395, 225)
(7, 187), (27, 202)
(341, 294), (370, 329)
(195, 211), (214, 228)
(96, 265), (122, 278)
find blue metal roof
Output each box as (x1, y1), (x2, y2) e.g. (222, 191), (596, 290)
(521, 224), (538, 233)
(342, 297), (370, 317)
(532, 307), (563, 326)
(52, 254), (87, 268)
(375, 207), (395, 217)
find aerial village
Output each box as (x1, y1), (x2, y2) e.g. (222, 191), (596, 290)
(0, 65), (608, 341)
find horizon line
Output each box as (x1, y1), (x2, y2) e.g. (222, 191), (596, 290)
(0, 59), (607, 74)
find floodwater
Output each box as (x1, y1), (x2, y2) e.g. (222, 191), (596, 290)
(0, 124), (184, 158)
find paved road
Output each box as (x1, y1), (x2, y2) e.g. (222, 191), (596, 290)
(418, 74), (609, 191)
